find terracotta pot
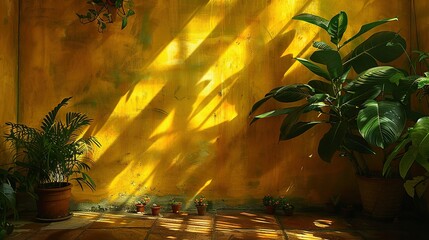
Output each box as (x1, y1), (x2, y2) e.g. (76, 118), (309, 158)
(135, 204), (145, 213)
(357, 176), (404, 219)
(196, 205), (207, 215)
(151, 206), (161, 216)
(171, 203), (182, 213)
(36, 182), (72, 221)
(265, 205), (276, 214)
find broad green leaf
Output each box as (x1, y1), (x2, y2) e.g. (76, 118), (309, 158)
(310, 50), (343, 79)
(410, 117), (429, 158)
(399, 146), (418, 178)
(273, 84), (315, 102)
(345, 66), (405, 92)
(384, 136), (411, 176)
(308, 80), (334, 95)
(404, 176), (429, 198)
(417, 76), (429, 89)
(327, 11), (348, 45)
(342, 17), (398, 46)
(295, 58), (331, 80)
(292, 13), (329, 30)
(280, 121), (323, 140)
(341, 87), (381, 107)
(313, 41), (333, 50)
(344, 31), (406, 73)
(357, 100), (406, 148)
(279, 105), (308, 141)
(318, 121), (348, 162)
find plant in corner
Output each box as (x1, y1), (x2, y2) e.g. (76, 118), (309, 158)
(249, 11), (428, 218)
(4, 97), (101, 221)
(77, 0), (135, 32)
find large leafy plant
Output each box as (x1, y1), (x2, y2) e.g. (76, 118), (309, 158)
(249, 11), (425, 176)
(4, 97), (101, 191)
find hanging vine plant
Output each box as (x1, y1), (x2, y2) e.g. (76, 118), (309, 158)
(77, 0), (135, 32)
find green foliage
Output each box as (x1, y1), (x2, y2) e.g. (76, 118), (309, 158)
(249, 11), (422, 176)
(4, 97), (101, 192)
(77, 0), (135, 33)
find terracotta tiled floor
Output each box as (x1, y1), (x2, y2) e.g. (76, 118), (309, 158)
(5, 210), (429, 240)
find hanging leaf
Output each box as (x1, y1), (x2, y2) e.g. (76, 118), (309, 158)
(343, 133), (376, 155)
(273, 84), (315, 102)
(280, 121), (323, 140)
(308, 80), (334, 95)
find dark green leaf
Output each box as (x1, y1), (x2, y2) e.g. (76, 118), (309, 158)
(280, 121), (323, 140)
(342, 17), (398, 46)
(251, 107), (298, 124)
(384, 135), (411, 176)
(410, 117), (429, 158)
(295, 58), (331, 80)
(121, 17), (128, 29)
(292, 13), (329, 30)
(344, 32), (406, 73)
(357, 100), (406, 148)
(399, 146), (418, 178)
(341, 87), (381, 107)
(308, 80), (334, 95)
(343, 133), (376, 154)
(345, 66), (405, 92)
(327, 11), (348, 45)
(273, 84), (315, 102)
(279, 105), (308, 141)
(310, 50), (343, 79)
(318, 121), (348, 162)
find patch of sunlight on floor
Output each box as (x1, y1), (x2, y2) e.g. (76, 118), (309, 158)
(256, 229), (282, 239)
(251, 217), (271, 224)
(240, 212), (257, 217)
(72, 212), (100, 219)
(288, 230), (327, 240)
(216, 220), (241, 229)
(102, 213), (126, 218)
(219, 215), (239, 219)
(313, 219), (333, 228)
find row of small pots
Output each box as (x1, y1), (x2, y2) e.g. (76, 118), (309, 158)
(135, 204), (207, 216)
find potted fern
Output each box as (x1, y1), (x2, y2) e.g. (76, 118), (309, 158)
(4, 97), (101, 221)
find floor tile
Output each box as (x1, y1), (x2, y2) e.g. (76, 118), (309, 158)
(215, 229), (285, 240)
(285, 229), (364, 240)
(278, 213), (351, 230)
(215, 211), (280, 230)
(78, 228), (148, 240)
(149, 215), (212, 239)
(89, 213), (155, 228)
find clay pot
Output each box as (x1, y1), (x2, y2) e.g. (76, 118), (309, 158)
(135, 204), (145, 213)
(265, 205), (276, 214)
(151, 206), (161, 216)
(36, 183), (72, 221)
(171, 203), (182, 213)
(196, 205), (207, 215)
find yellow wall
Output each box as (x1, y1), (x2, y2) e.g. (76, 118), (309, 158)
(0, 0), (19, 165)
(13, 0), (414, 209)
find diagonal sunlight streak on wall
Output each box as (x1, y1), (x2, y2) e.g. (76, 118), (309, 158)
(95, 80), (166, 158)
(147, 0), (237, 71)
(188, 0), (306, 130)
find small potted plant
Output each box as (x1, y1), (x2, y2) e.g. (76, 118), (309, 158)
(277, 196), (294, 216)
(169, 198), (182, 214)
(194, 196), (208, 216)
(135, 195), (150, 213)
(262, 195), (278, 214)
(150, 203), (161, 216)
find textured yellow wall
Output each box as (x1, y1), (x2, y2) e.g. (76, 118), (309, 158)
(0, 0), (19, 165)
(15, 0), (413, 208)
